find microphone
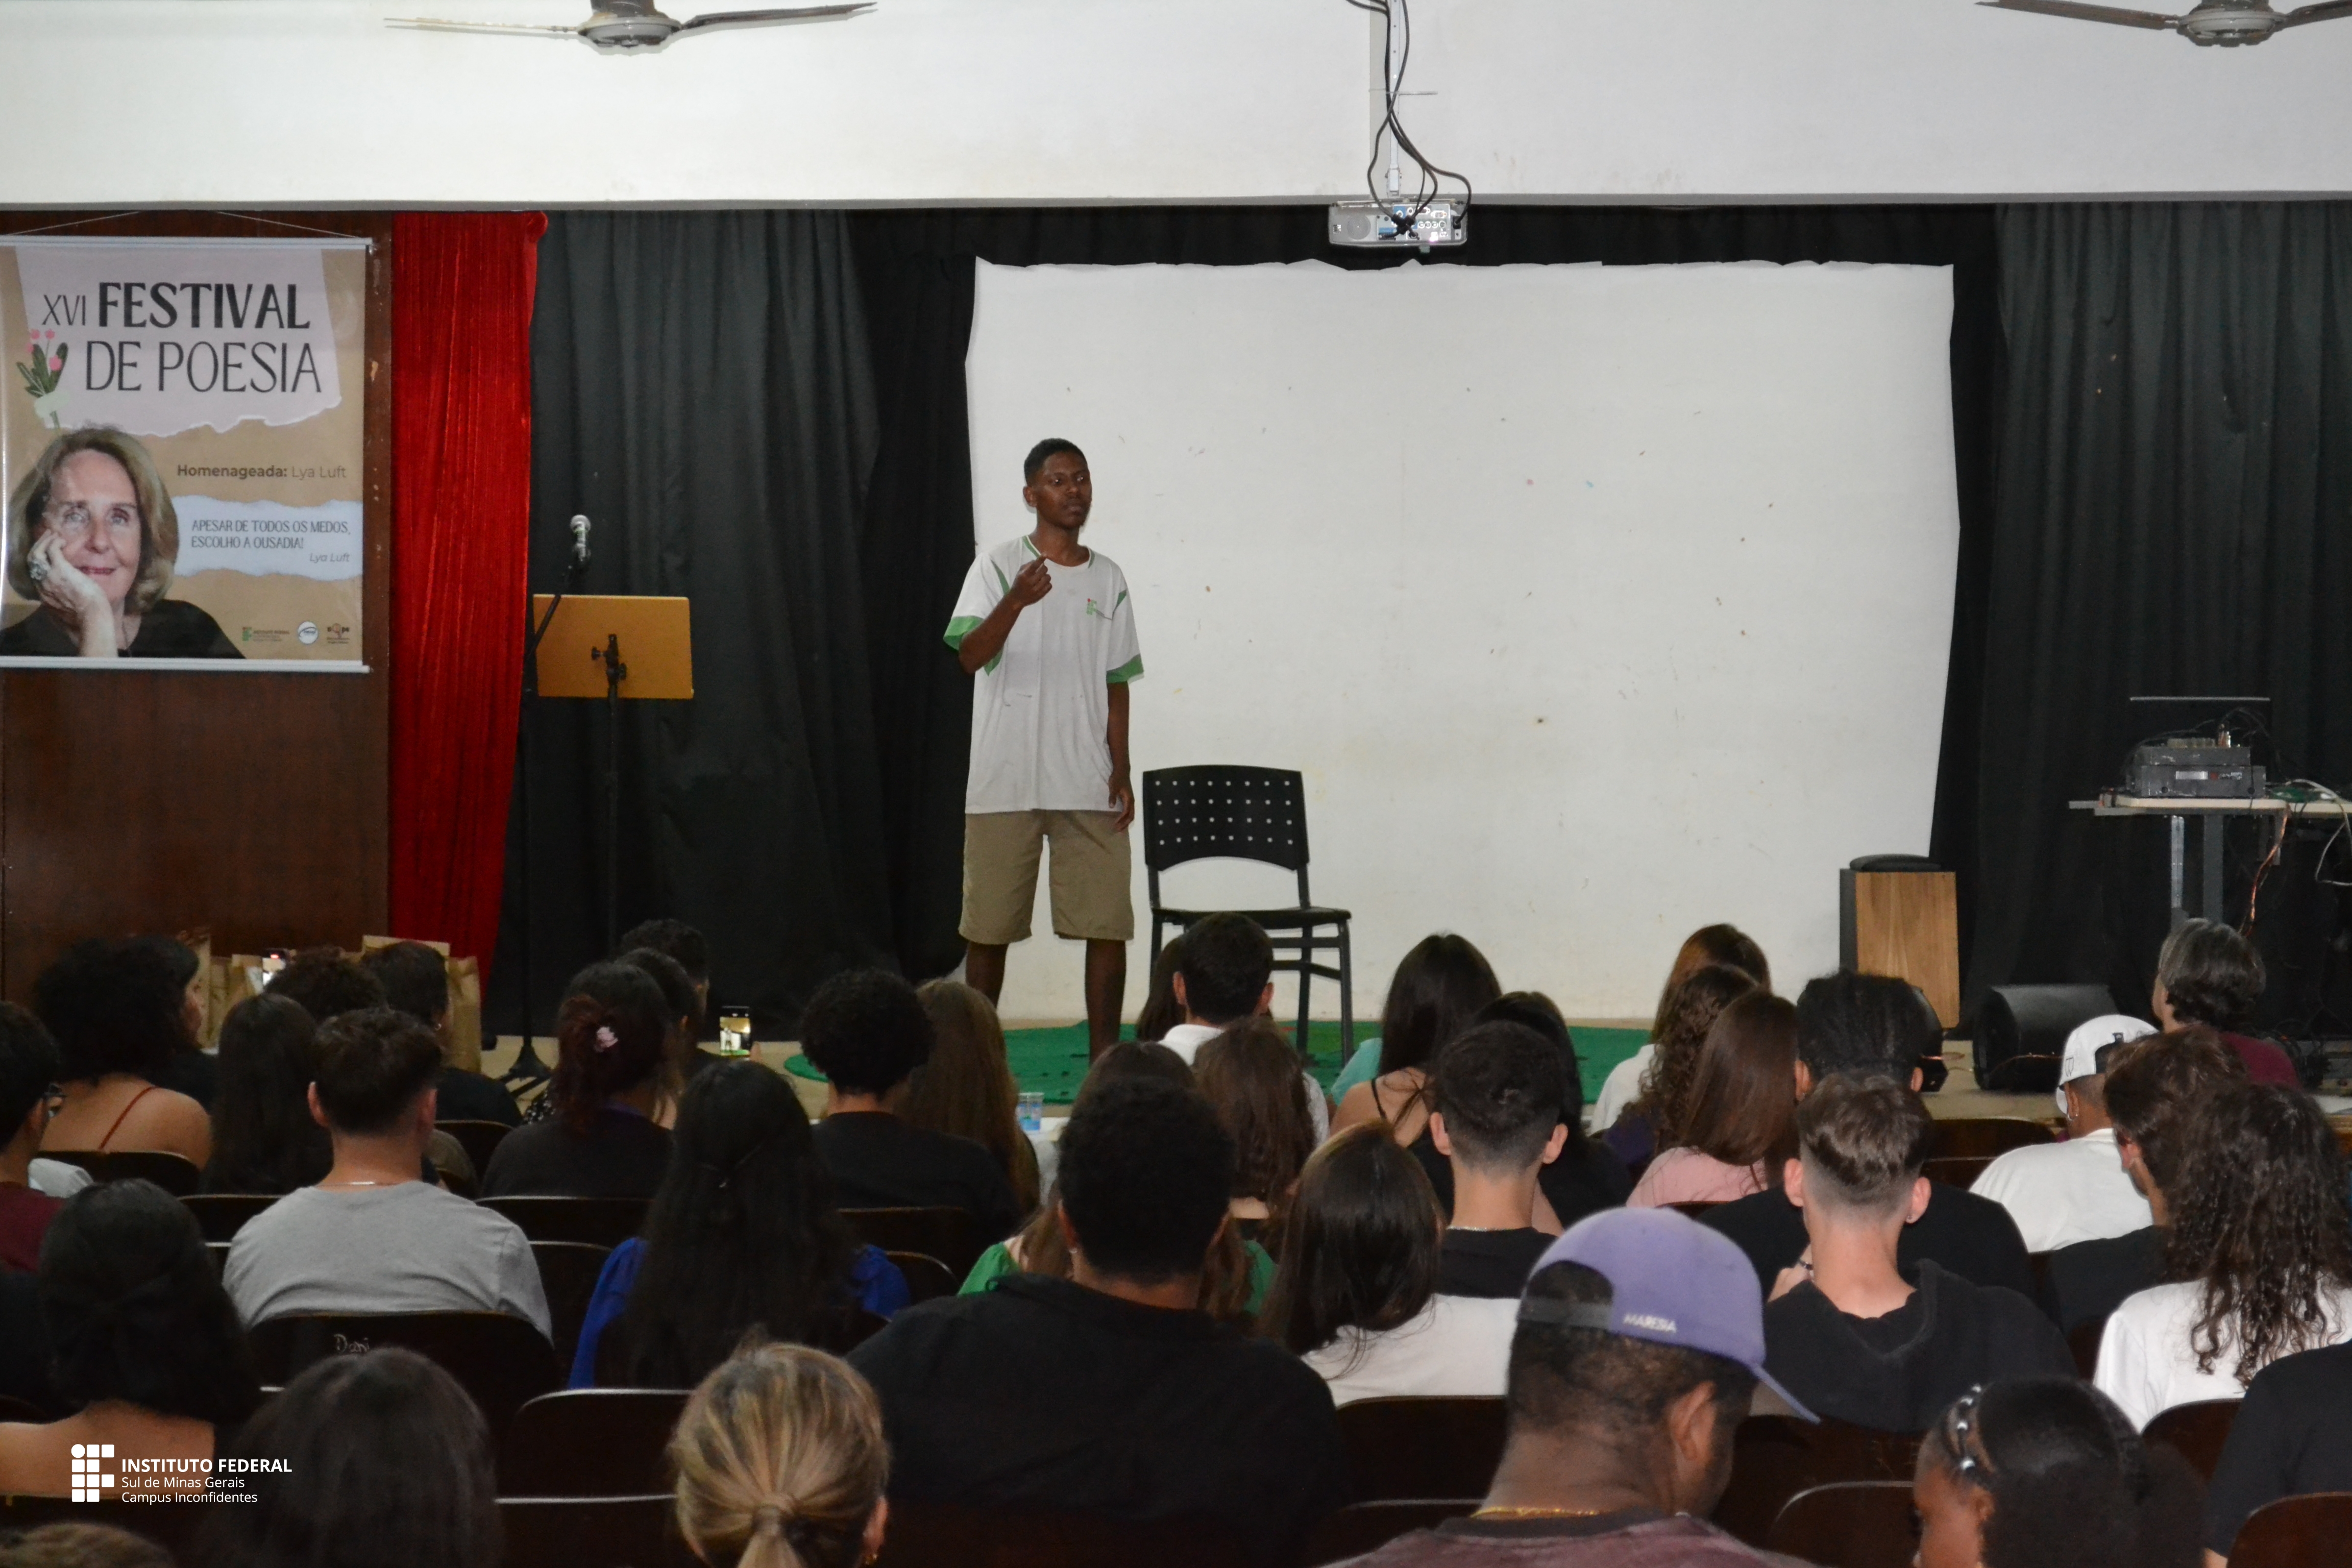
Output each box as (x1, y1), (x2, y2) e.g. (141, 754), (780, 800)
(570, 514), (592, 569)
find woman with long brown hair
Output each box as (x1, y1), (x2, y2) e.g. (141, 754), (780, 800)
(1627, 991), (1798, 1207)
(906, 981), (1042, 1216)
(1589, 923), (1771, 1133)
(1600, 963), (1759, 1175)
(1195, 1019), (1318, 1247)
(1330, 934), (1502, 1147)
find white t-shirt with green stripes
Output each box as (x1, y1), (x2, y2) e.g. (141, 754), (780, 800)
(945, 535), (1143, 814)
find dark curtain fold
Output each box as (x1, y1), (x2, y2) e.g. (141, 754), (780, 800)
(1968, 204), (2352, 1024)
(388, 211), (546, 972)
(492, 212), (883, 1035)
(849, 204), (2002, 984)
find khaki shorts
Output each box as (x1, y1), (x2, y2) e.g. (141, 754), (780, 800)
(961, 810), (1134, 945)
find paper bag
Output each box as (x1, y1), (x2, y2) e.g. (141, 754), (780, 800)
(361, 936), (483, 1075)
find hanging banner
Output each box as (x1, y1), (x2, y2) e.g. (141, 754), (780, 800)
(0, 236), (369, 670)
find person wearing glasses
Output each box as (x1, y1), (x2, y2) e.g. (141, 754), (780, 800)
(2, 427), (239, 658)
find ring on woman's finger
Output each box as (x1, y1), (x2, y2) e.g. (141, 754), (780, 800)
(28, 562), (47, 582)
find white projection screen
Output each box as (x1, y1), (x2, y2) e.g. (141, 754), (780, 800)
(966, 259), (1960, 1022)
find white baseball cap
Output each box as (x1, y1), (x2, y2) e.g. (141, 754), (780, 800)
(2056, 1014), (2157, 1111)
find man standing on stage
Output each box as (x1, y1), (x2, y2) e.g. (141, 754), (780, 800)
(945, 438), (1143, 1055)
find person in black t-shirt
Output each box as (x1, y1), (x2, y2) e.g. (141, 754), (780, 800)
(1427, 1020), (1572, 1298)
(2206, 1340), (2352, 1559)
(1699, 972), (2035, 1299)
(361, 941), (521, 1129)
(1763, 1078), (2071, 1432)
(850, 1076), (1344, 1565)
(480, 963), (673, 1199)
(801, 970), (1021, 1241)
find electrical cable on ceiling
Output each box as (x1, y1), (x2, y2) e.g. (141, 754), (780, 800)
(1344, 0), (1473, 231)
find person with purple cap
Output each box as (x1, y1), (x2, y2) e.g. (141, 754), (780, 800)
(1330, 1207), (1814, 1566)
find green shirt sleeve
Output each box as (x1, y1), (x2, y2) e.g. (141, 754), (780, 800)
(1243, 1240), (1277, 1317)
(943, 615), (984, 652)
(960, 1240), (1016, 1294)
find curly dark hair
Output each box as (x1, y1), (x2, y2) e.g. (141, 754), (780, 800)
(1923, 1379), (2202, 1568)
(797, 970), (934, 1097)
(34, 938), (190, 1083)
(265, 947), (386, 1025)
(1629, 964), (1756, 1148)
(2165, 1082), (2352, 1384)
(1058, 1077), (1234, 1284)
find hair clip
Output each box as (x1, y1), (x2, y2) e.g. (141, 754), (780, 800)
(1944, 1385), (1991, 1479)
(594, 1025), (618, 1052)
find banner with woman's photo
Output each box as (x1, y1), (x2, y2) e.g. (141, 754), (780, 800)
(0, 236), (368, 669)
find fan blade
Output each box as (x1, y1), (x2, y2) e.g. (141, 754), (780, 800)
(675, 3), (872, 30)
(385, 16), (582, 34)
(1976, 0), (2178, 28)
(2282, 0), (2352, 24)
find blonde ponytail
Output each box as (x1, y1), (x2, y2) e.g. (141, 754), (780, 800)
(671, 1341), (888, 1568)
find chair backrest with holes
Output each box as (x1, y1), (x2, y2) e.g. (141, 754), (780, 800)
(1142, 767), (1312, 887)
(1335, 1396), (1507, 1503)
(500, 1388), (691, 1498)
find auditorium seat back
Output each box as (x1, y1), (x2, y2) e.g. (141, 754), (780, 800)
(872, 1501), (1251, 1567)
(887, 1251), (960, 1304)
(1928, 1118), (2053, 1160)
(500, 1493), (697, 1568)
(842, 1207), (989, 1279)
(2069, 1315), (2106, 1380)
(500, 1388), (690, 1498)
(438, 1118), (514, 1174)
(531, 1240), (613, 1369)
(2229, 1492), (2352, 1567)
(2143, 1398), (2239, 1481)
(1920, 1155), (1992, 1188)
(1711, 1415), (1921, 1548)
(1335, 1396), (1506, 1502)
(181, 1191), (280, 1240)
(1763, 1480), (1918, 1568)
(483, 1195), (649, 1248)
(41, 1148), (203, 1195)
(247, 1311), (559, 1441)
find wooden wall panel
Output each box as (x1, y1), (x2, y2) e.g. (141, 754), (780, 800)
(0, 212), (392, 994)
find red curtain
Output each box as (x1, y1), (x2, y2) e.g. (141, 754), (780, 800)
(388, 212), (547, 971)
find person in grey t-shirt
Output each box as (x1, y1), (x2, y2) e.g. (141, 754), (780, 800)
(225, 1008), (548, 1338)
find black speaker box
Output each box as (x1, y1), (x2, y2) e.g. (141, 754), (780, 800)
(1973, 984), (2118, 1093)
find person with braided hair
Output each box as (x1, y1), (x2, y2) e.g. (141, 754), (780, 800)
(1599, 963), (1757, 1176)
(0, 1179), (259, 1496)
(2095, 1081), (2352, 1429)
(1912, 1379), (2202, 1568)
(481, 961), (674, 1199)
(670, 1342), (890, 1568)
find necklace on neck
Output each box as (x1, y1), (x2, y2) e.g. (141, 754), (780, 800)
(1473, 1505), (1611, 1521)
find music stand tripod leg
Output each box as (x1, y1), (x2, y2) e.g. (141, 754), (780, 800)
(2169, 815), (2187, 932)
(2202, 813), (2225, 926)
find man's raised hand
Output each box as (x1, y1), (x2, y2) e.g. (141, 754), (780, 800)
(1008, 556), (1053, 607)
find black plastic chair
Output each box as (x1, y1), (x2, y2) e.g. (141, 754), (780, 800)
(1141, 766), (1353, 1059)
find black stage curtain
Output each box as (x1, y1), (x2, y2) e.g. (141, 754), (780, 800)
(491, 212), (889, 1036)
(1969, 204), (2352, 1026)
(848, 205), (2003, 987)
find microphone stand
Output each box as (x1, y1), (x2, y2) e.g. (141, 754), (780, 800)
(505, 547), (587, 1087)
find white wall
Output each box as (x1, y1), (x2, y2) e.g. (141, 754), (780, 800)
(4, 0), (2351, 207)
(966, 259), (1959, 1021)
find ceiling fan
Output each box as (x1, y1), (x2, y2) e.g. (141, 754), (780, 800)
(1979, 0), (2352, 45)
(386, 0), (872, 51)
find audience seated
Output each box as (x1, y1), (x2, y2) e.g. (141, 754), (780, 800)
(0, 1003), (65, 1271)
(0, 1179), (260, 1496)
(1412, 992), (1633, 1232)
(851, 1076), (1346, 1564)
(481, 962), (675, 1200)
(2095, 1080), (2352, 1429)
(362, 940), (521, 1129)
(202, 993), (332, 1195)
(1913, 1379), (2202, 1568)
(802, 969), (1021, 1239)
(909, 979), (1044, 1216)
(2203, 1340), (2352, 1561)
(573, 1060), (907, 1387)
(264, 945), (386, 1024)
(617, 916), (713, 1024)
(1970, 1014), (2154, 1253)
(1332, 934), (1502, 1147)
(191, 1346), (499, 1568)
(1762, 1077), (2071, 1432)
(1590, 922), (1771, 1143)
(1336, 1208), (1803, 1566)
(1265, 1123), (1516, 1404)
(1428, 1020), (1571, 1297)
(2151, 918), (2299, 1087)
(1699, 972), (2035, 1298)
(225, 1008), (550, 1336)
(1600, 963), (1758, 1177)
(1196, 1017), (1318, 1245)
(1158, 913), (1332, 1140)
(618, 944), (708, 1132)
(670, 1340), (891, 1568)
(1629, 992), (1798, 1209)
(965, 1042), (1276, 1322)
(35, 939), (212, 1169)
(2041, 1026), (2244, 1333)
(1133, 931), (1188, 1044)
(135, 934), (218, 1110)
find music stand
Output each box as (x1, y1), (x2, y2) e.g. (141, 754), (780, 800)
(531, 595), (694, 952)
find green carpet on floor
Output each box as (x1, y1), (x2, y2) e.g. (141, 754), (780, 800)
(786, 1021), (1651, 1107)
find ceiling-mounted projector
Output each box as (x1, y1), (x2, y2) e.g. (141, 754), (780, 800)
(1329, 199), (1466, 250)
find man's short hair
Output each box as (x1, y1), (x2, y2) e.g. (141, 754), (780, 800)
(1432, 1021), (1565, 1176)
(0, 1002), (60, 1135)
(1796, 1074), (1934, 1215)
(2155, 918), (2266, 1029)
(268, 948), (386, 1025)
(1174, 914), (1273, 1025)
(312, 1008), (444, 1136)
(2103, 1025), (2247, 1195)
(616, 918), (710, 986)
(1057, 1076), (1234, 1284)
(798, 970), (933, 1097)
(1022, 437), (1086, 483)
(1794, 971), (1941, 1082)
(1509, 1260), (1756, 1453)
(359, 943), (450, 1029)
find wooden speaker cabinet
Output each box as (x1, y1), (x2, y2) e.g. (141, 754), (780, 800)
(1840, 865), (1960, 1028)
